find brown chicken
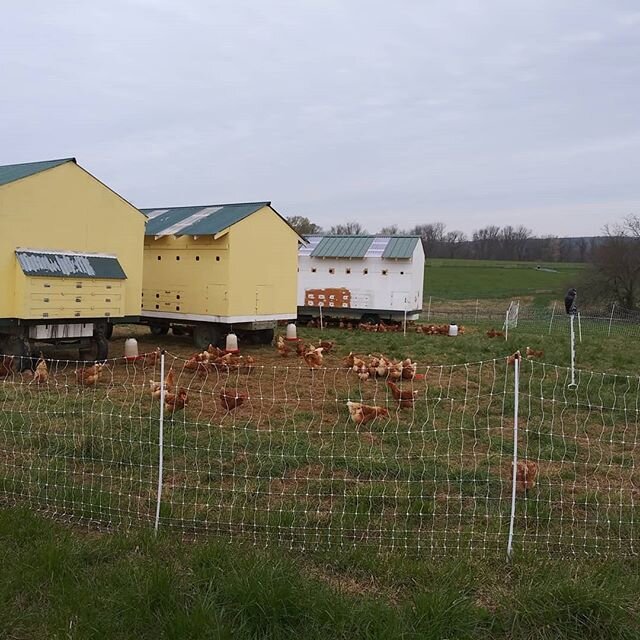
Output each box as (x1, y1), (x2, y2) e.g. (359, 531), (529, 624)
(507, 350), (522, 366)
(295, 341), (306, 357)
(303, 347), (324, 369)
(318, 339), (335, 353)
(149, 368), (175, 400)
(401, 358), (417, 380)
(165, 387), (188, 414)
(387, 381), (419, 407)
(486, 329), (505, 339)
(513, 460), (539, 492)
(33, 354), (49, 384)
(0, 355), (14, 378)
(219, 389), (247, 411)
(346, 401), (390, 425)
(75, 363), (105, 387)
(207, 344), (226, 358)
(526, 346), (544, 359)
(276, 335), (291, 357)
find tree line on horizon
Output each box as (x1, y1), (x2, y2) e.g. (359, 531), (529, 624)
(286, 215), (599, 263)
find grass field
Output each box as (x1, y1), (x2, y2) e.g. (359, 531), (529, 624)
(2, 505), (638, 639)
(424, 259), (586, 303)
(1, 325), (638, 637)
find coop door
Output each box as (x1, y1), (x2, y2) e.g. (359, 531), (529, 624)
(391, 291), (410, 309)
(255, 285), (273, 315)
(206, 284), (227, 315)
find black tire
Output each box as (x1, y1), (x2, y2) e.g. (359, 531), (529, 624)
(361, 313), (380, 325)
(171, 325), (188, 336)
(1, 335), (32, 371)
(79, 335), (109, 362)
(193, 324), (222, 350)
(104, 323), (114, 340)
(150, 324), (169, 336)
(253, 328), (275, 345)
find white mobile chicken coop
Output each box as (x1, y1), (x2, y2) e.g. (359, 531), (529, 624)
(297, 235), (425, 323)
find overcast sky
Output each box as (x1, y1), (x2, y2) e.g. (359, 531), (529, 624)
(2, 1), (639, 237)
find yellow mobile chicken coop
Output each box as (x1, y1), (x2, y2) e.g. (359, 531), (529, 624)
(0, 158), (145, 365)
(141, 202), (301, 347)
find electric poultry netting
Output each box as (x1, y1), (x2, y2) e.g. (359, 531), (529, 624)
(0, 348), (637, 556)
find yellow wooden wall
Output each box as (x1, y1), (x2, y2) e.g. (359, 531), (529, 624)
(142, 206), (299, 319)
(0, 162), (145, 319)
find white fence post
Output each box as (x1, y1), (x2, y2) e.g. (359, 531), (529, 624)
(154, 350), (166, 534)
(608, 303), (615, 337)
(577, 311), (582, 344)
(507, 356), (520, 559)
(568, 314), (577, 389)
(504, 310), (509, 341)
(319, 303), (324, 331)
(548, 301), (556, 335)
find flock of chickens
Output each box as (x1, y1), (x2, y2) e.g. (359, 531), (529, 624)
(0, 354), (106, 387)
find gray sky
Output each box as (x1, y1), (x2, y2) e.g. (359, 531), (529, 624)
(2, 1), (639, 237)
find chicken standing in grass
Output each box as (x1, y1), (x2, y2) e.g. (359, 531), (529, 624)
(318, 339), (335, 353)
(164, 387), (188, 414)
(387, 381), (418, 407)
(149, 369), (175, 400)
(346, 401), (389, 425)
(525, 346), (544, 359)
(219, 389), (247, 411)
(303, 347), (324, 369)
(513, 460), (539, 492)
(296, 341), (307, 357)
(276, 335), (291, 357)
(75, 363), (105, 387)
(33, 354), (48, 385)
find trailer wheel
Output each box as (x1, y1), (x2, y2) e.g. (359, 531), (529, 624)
(361, 313), (380, 325)
(171, 325), (188, 336)
(79, 335), (109, 362)
(1, 335), (32, 371)
(252, 328), (274, 345)
(150, 324), (169, 336)
(193, 324), (222, 350)
(104, 323), (114, 340)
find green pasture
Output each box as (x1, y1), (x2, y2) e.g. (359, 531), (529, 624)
(424, 259), (586, 303)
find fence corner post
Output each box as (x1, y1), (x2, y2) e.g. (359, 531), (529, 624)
(507, 356), (520, 560)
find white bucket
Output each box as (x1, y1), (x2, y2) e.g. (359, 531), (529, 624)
(124, 338), (139, 360)
(286, 323), (298, 341)
(448, 324), (459, 337)
(225, 333), (239, 353)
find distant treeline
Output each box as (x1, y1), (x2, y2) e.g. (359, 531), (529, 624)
(287, 216), (603, 263)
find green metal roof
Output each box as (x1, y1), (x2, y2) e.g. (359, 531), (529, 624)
(142, 202), (271, 237)
(16, 249), (127, 279)
(0, 158), (75, 187)
(382, 236), (420, 259)
(311, 236), (375, 258)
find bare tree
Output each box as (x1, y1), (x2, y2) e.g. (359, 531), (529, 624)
(586, 215), (640, 308)
(329, 221), (367, 235)
(442, 230), (467, 258)
(379, 224), (401, 235)
(410, 223), (447, 256)
(472, 225), (501, 259)
(286, 216), (322, 236)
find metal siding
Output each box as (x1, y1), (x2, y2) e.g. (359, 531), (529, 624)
(311, 236), (374, 258)
(382, 236), (419, 259)
(0, 158), (74, 187)
(141, 202), (269, 237)
(16, 251), (127, 279)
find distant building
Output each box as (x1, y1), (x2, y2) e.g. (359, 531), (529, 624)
(297, 235), (425, 322)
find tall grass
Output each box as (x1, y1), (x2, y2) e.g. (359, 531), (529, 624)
(0, 507), (637, 639)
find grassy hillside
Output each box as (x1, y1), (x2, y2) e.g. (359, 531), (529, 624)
(424, 259), (586, 302)
(1, 507), (638, 640)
